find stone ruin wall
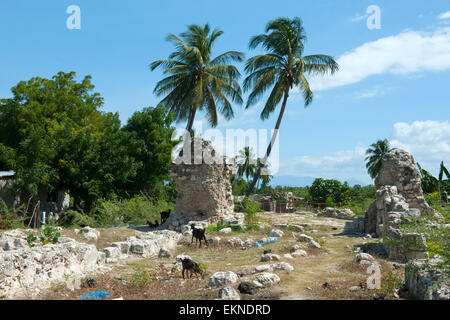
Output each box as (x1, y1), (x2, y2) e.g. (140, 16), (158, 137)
(374, 149), (433, 216)
(363, 149), (436, 236)
(165, 138), (236, 231)
(0, 229), (181, 299)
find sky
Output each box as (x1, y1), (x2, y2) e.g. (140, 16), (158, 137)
(0, 0), (449, 186)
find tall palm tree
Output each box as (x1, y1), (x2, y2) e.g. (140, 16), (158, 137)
(151, 23), (244, 132)
(243, 17), (339, 196)
(365, 139), (392, 179)
(236, 147), (256, 184)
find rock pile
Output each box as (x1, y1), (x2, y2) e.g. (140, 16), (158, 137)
(374, 149), (434, 216)
(318, 207), (355, 220)
(405, 255), (449, 300)
(0, 229), (181, 299)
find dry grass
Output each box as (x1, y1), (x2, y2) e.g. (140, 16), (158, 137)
(30, 212), (406, 300)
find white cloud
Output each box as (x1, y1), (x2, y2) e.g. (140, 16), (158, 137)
(278, 145), (370, 183)
(355, 86), (393, 99)
(310, 27), (450, 91)
(390, 120), (450, 175)
(277, 120), (450, 184)
(438, 11), (450, 20)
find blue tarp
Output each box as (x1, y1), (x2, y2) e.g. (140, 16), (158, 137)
(80, 291), (110, 300)
(250, 237), (278, 248)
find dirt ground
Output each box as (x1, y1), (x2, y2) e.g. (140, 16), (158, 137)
(35, 211), (405, 300)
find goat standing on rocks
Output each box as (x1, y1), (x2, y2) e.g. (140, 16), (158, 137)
(181, 258), (204, 279)
(160, 209), (171, 224)
(191, 224), (208, 248)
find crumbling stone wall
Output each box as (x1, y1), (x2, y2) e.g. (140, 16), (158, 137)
(0, 229), (181, 299)
(374, 149), (433, 216)
(166, 138), (236, 231)
(364, 149), (436, 236)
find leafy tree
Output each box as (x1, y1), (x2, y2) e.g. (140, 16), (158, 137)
(0, 72), (140, 211)
(244, 17), (338, 195)
(150, 23), (244, 132)
(309, 178), (351, 205)
(122, 104), (178, 196)
(365, 139), (392, 179)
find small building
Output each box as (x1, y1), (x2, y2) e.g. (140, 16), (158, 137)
(0, 171), (70, 215)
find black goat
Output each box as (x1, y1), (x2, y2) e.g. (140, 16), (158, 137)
(160, 209), (171, 224)
(191, 224), (208, 248)
(181, 258), (203, 279)
(147, 220), (159, 229)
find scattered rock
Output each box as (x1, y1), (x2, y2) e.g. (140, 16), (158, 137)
(218, 286), (240, 300)
(297, 234), (313, 242)
(355, 253), (375, 262)
(268, 229), (284, 237)
(308, 240), (321, 249)
(271, 262), (294, 271)
(318, 207), (355, 220)
(238, 281), (262, 295)
(291, 250), (308, 257)
(209, 271), (239, 287)
(260, 253), (280, 262)
(158, 248), (172, 258)
(253, 272), (280, 287)
(283, 253), (294, 259)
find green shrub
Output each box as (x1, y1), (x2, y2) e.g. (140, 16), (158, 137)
(58, 195), (173, 228)
(0, 200), (25, 230)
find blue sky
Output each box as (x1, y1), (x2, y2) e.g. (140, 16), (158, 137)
(1, 0), (449, 186)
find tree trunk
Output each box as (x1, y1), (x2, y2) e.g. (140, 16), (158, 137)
(246, 89), (289, 196)
(185, 108), (197, 133)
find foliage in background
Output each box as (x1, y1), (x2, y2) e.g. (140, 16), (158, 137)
(0, 72), (177, 214)
(58, 195), (173, 228)
(0, 200), (25, 230)
(122, 105), (178, 196)
(309, 178), (352, 205)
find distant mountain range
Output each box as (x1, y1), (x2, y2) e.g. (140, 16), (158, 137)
(268, 175), (370, 187)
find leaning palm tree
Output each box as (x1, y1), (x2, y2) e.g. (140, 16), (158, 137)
(365, 139), (392, 179)
(236, 147), (256, 184)
(151, 23), (244, 132)
(244, 17), (339, 195)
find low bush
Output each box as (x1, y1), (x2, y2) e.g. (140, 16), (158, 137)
(58, 195), (173, 228)
(0, 200), (25, 230)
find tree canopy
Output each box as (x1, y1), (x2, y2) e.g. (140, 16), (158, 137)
(0, 72), (176, 211)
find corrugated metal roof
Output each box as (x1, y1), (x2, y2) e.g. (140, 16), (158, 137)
(0, 171), (15, 177)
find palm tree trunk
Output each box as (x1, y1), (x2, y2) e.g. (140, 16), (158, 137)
(246, 89), (289, 196)
(185, 108), (197, 132)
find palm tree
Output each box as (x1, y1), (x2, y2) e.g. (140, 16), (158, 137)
(236, 147), (256, 184)
(243, 17), (339, 196)
(256, 157), (272, 189)
(365, 139), (392, 179)
(438, 161), (450, 204)
(151, 23), (244, 132)
(417, 162), (438, 193)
